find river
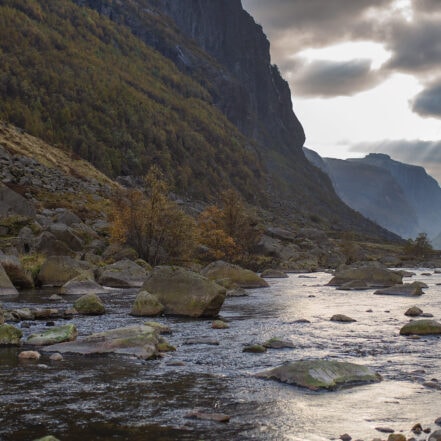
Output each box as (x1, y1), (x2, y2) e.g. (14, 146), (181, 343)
(1, 270), (440, 440)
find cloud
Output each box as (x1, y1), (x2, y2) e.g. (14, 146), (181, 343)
(290, 59), (385, 97)
(351, 139), (441, 183)
(412, 81), (441, 118)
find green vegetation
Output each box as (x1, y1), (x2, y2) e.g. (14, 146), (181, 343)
(0, 0), (264, 199)
(403, 232), (433, 258)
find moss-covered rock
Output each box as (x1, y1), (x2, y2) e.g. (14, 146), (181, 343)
(330, 314), (356, 323)
(131, 291), (164, 317)
(142, 266), (226, 317)
(0, 324), (22, 345)
(212, 320), (229, 329)
(256, 359), (381, 391)
(27, 324), (78, 346)
(263, 337), (295, 349)
(201, 260), (268, 289)
(74, 293), (105, 315)
(328, 266), (402, 288)
(37, 256), (91, 287)
(243, 344), (267, 353)
(405, 306), (423, 317)
(400, 319), (441, 336)
(43, 324), (165, 359)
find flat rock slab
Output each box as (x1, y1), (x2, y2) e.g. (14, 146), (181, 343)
(43, 324), (162, 359)
(400, 319), (441, 336)
(256, 359), (381, 391)
(27, 324), (77, 346)
(374, 283), (423, 296)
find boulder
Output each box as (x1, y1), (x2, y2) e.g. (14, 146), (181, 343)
(261, 269), (288, 279)
(0, 254), (34, 289)
(0, 324), (22, 345)
(144, 321), (172, 334)
(101, 244), (138, 262)
(201, 260), (268, 289)
(18, 350), (41, 360)
(337, 280), (369, 291)
(374, 283), (423, 296)
(429, 430), (441, 441)
(0, 183), (36, 218)
(0, 264), (19, 296)
(263, 337), (295, 349)
(243, 344), (267, 353)
(142, 266), (226, 317)
(60, 273), (108, 295)
(35, 231), (75, 257)
(131, 291), (164, 317)
(256, 359), (381, 391)
(400, 319), (441, 336)
(43, 324), (164, 359)
(330, 314), (356, 323)
(96, 259), (147, 288)
(37, 256), (91, 287)
(55, 210), (82, 226)
(404, 306), (423, 317)
(48, 223), (84, 251)
(328, 266), (402, 288)
(27, 324), (78, 346)
(74, 293), (105, 315)
(212, 320), (229, 329)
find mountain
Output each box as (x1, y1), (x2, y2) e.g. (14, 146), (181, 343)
(0, 0), (399, 241)
(304, 148), (441, 240)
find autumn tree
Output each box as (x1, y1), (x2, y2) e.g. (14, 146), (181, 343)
(197, 189), (261, 262)
(403, 232), (433, 258)
(110, 166), (196, 265)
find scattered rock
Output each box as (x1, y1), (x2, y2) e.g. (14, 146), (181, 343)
(49, 353), (63, 361)
(411, 423), (422, 434)
(263, 337), (295, 349)
(96, 259), (147, 288)
(339, 434), (351, 441)
(212, 320), (229, 329)
(400, 319), (441, 336)
(330, 314), (356, 323)
(411, 281), (428, 289)
(27, 324), (77, 346)
(144, 321), (172, 334)
(131, 291), (164, 317)
(226, 287), (248, 297)
(243, 344), (267, 353)
(0, 324), (22, 345)
(184, 410), (230, 423)
(201, 260), (269, 289)
(49, 294), (63, 301)
(423, 381), (441, 390)
(142, 266), (226, 318)
(421, 272), (432, 276)
(44, 324), (164, 359)
(18, 350), (41, 360)
(33, 436), (60, 441)
(183, 338), (219, 345)
(429, 431), (441, 441)
(337, 280), (369, 291)
(421, 312), (434, 318)
(375, 427), (394, 433)
(436, 417), (441, 426)
(256, 359), (381, 391)
(374, 283), (423, 296)
(405, 306), (423, 317)
(74, 293), (105, 315)
(388, 435), (406, 441)
(261, 269), (288, 279)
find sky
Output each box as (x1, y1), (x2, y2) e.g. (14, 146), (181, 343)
(242, 0), (441, 183)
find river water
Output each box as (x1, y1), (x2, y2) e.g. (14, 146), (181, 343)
(1, 270), (441, 441)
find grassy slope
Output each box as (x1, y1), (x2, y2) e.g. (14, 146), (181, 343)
(0, 0), (264, 200)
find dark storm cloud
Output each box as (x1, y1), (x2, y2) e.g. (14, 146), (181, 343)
(351, 140), (441, 183)
(291, 59), (384, 97)
(412, 81), (441, 118)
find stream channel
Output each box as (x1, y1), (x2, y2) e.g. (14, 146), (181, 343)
(1, 270), (441, 440)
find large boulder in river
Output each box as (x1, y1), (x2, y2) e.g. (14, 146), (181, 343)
(43, 324), (165, 359)
(0, 254), (33, 289)
(60, 273), (108, 295)
(400, 319), (441, 336)
(201, 260), (268, 289)
(37, 256), (91, 287)
(0, 324), (22, 345)
(74, 293), (105, 315)
(142, 266), (226, 317)
(0, 265), (19, 296)
(256, 359), (381, 391)
(27, 324), (77, 346)
(328, 266), (402, 288)
(374, 283), (423, 296)
(96, 259), (147, 288)
(130, 291), (164, 317)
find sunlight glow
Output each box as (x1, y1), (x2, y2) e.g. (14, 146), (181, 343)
(296, 42), (392, 70)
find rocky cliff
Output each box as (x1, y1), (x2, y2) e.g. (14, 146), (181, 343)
(304, 149), (441, 241)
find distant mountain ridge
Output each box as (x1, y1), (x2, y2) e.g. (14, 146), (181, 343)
(304, 148), (441, 241)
